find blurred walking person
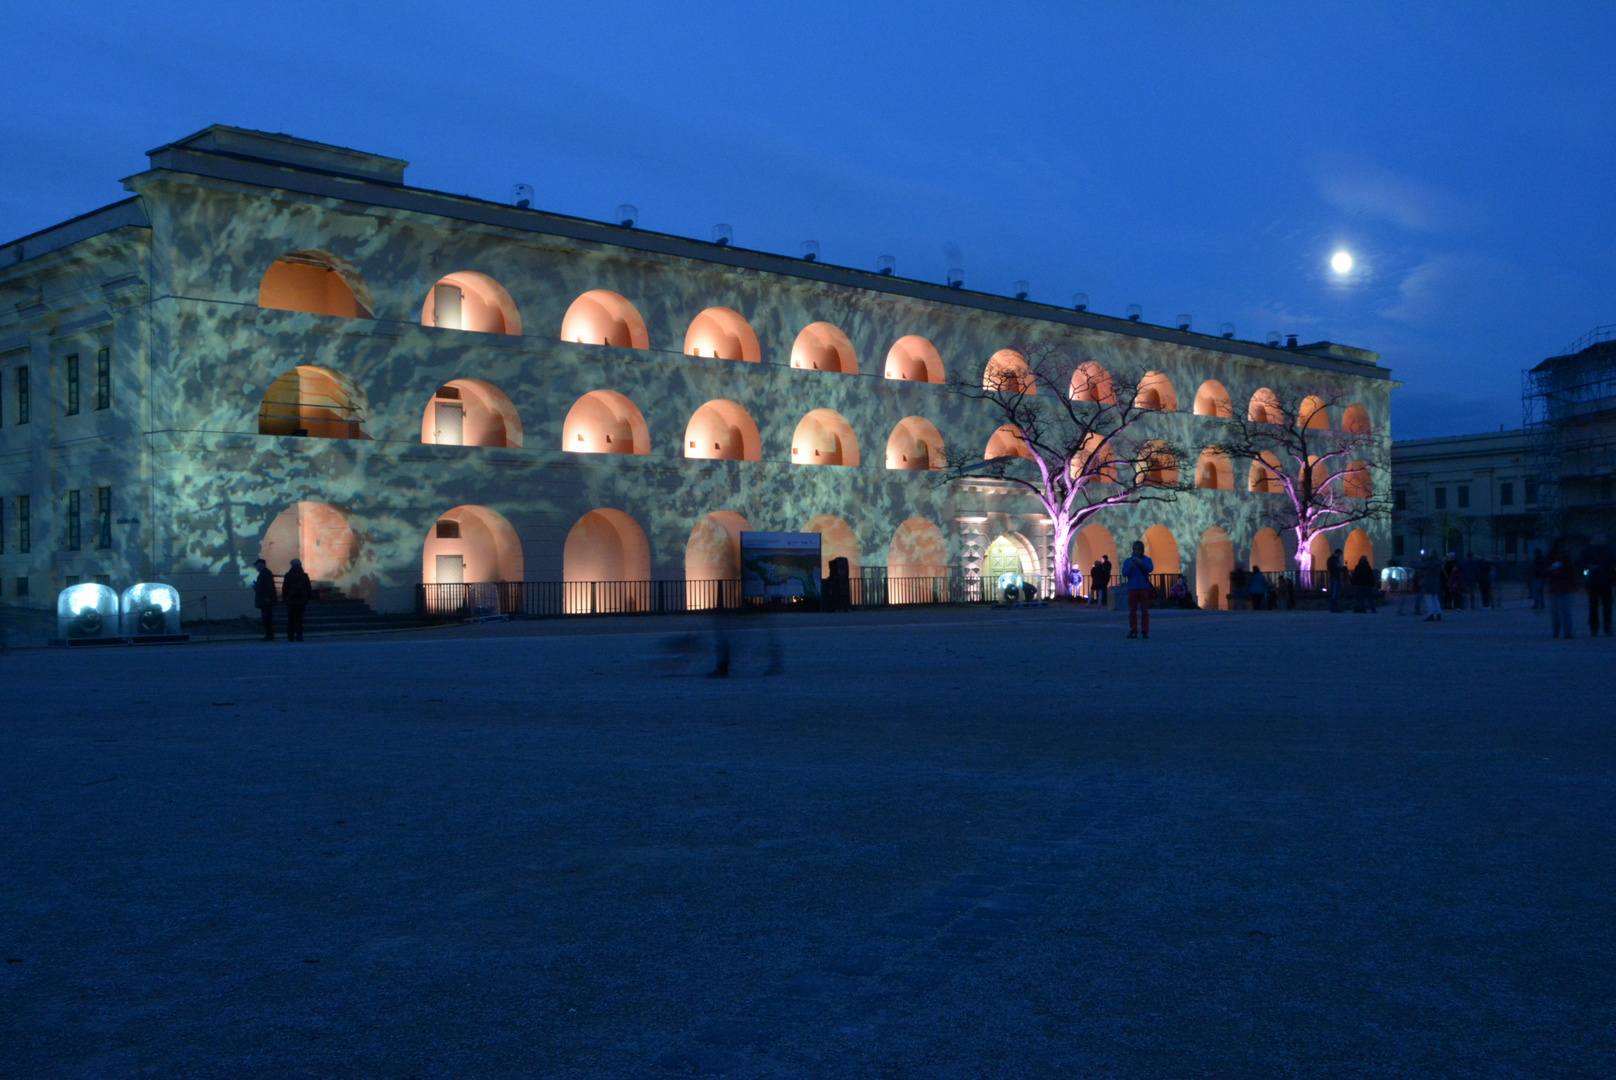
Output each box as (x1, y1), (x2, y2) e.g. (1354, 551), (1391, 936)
(1351, 555), (1378, 613)
(252, 558), (278, 641)
(1583, 536), (1614, 637)
(1548, 542), (1578, 639)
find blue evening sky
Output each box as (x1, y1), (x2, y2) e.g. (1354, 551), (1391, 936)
(4, 2), (1612, 439)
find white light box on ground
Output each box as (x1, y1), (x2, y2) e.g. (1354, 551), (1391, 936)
(121, 583), (184, 640)
(56, 583), (121, 644)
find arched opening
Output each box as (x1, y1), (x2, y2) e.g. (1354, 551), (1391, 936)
(886, 416), (946, 471)
(1195, 447), (1234, 491)
(1249, 451), (1284, 493)
(562, 390), (650, 455)
(790, 322), (858, 374)
(889, 517), (949, 578)
(685, 511), (750, 608)
(1072, 523), (1119, 598)
(684, 307), (760, 363)
(1342, 403), (1372, 434)
(1345, 528), (1373, 570)
(1343, 459), (1373, 498)
(983, 349), (1035, 394)
(563, 508), (651, 612)
(1196, 527), (1235, 610)
(420, 272), (521, 335)
(257, 250), (373, 319)
(1137, 371), (1178, 411)
(1138, 440), (1178, 486)
(261, 501), (358, 584)
(1072, 433), (1119, 483)
(258, 366), (369, 439)
(1141, 524), (1181, 575)
(1248, 387), (1282, 424)
(1302, 455), (1329, 495)
(420, 378), (522, 447)
(421, 505), (523, 584)
(561, 290), (649, 349)
(1070, 360), (1115, 403)
(984, 532), (1039, 589)
(1250, 528), (1286, 574)
(1306, 532), (1332, 585)
(1193, 380), (1234, 418)
(791, 409), (859, 466)
(803, 514), (861, 578)
(1300, 395), (1330, 430)
(884, 335), (944, 383)
(685, 399), (762, 461)
(985, 425), (1034, 461)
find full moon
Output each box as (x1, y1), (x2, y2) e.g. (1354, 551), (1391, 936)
(1331, 251), (1354, 274)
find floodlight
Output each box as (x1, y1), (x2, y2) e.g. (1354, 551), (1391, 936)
(1013, 280), (1031, 301)
(712, 224), (733, 246)
(121, 582), (186, 641)
(55, 583), (121, 645)
(877, 255), (896, 276)
(947, 268), (964, 289)
(616, 204), (638, 228)
(800, 240), (820, 262)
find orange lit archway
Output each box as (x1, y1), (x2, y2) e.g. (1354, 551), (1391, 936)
(258, 251), (373, 319)
(259, 366), (369, 440)
(420, 272), (521, 335)
(886, 416), (945, 470)
(1193, 380), (1233, 417)
(685, 399), (761, 461)
(984, 349), (1035, 394)
(685, 511), (750, 609)
(985, 425), (1034, 461)
(684, 307), (760, 362)
(1138, 440), (1178, 486)
(790, 322), (857, 373)
(1142, 525), (1181, 575)
(1300, 395), (1330, 430)
(1342, 403), (1372, 434)
(1343, 459), (1373, 498)
(561, 290), (649, 349)
(261, 501), (359, 584)
(1196, 527), (1235, 610)
(1345, 528), (1373, 569)
(884, 335), (944, 383)
(420, 378), (522, 447)
(1070, 360), (1115, 403)
(803, 513), (861, 577)
(1248, 387), (1282, 424)
(1072, 523), (1118, 598)
(421, 505), (523, 584)
(1250, 527), (1286, 573)
(791, 409), (859, 466)
(889, 517), (948, 578)
(1195, 447), (1234, 490)
(562, 390), (650, 455)
(1137, 371), (1177, 410)
(564, 508), (651, 612)
(1249, 452), (1283, 493)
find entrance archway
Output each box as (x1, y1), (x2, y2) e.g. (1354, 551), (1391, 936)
(421, 505), (523, 584)
(420, 378), (522, 447)
(1072, 523), (1118, 598)
(261, 501), (358, 583)
(1141, 525), (1181, 575)
(888, 517), (949, 603)
(1249, 527), (1286, 574)
(985, 425), (1034, 461)
(1344, 528), (1373, 569)
(802, 514), (861, 577)
(1196, 527), (1235, 610)
(1306, 532), (1332, 588)
(564, 508), (651, 613)
(685, 511), (749, 609)
(1070, 361), (1114, 403)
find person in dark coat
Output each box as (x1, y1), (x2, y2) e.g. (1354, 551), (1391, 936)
(252, 558), (278, 641)
(1350, 555), (1377, 613)
(1583, 536), (1615, 637)
(1091, 556), (1112, 607)
(281, 558), (313, 642)
(1327, 548), (1344, 612)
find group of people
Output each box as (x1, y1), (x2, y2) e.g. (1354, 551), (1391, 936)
(1411, 551), (1497, 620)
(252, 557), (313, 642)
(1532, 539), (1615, 639)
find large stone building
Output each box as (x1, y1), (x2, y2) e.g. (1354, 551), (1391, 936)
(0, 126), (1394, 618)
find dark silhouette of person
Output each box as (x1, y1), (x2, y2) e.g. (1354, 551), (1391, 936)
(1092, 555), (1112, 607)
(1548, 541), (1579, 639)
(1477, 558), (1494, 609)
(252, 558), (278, 641)
(1327, 548), (1344, 612)
(281, 558), (313, 642)
(1582, 536), (1614, 636)
(1246, 564), (1269, 610)
(1350, 555), (1377, 613)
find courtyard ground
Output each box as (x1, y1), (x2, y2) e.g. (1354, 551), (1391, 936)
(2, 602), (1612, 1078)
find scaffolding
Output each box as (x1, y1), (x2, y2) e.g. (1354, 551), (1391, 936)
(1522, 326), (1616, 536)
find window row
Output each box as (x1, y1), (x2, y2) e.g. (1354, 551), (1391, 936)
(0, 489), (110, 554)
(0, 351), (113, 427)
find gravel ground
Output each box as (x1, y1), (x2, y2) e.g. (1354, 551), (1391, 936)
(2, 602), (1612, 1078)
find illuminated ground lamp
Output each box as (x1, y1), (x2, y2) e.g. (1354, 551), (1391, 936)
(51, 583), (122, 647)
(121, 583), (189, 644)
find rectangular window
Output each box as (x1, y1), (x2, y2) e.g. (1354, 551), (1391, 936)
(1433, 486), (1447, 510)
(95, 348), (110, 410)
(96, 487), (111, 548)
(17, 495), (30, 554)
(63, 574), (79, 588)
(1500, 482), (1514, 507)
(1526, 481), (1539, 504)
(14, 576), (27, 598)
(94, 573), (110, 586)
(1393, 534), (1405, 557)
(65, 354), (79, 415)
(1393, 488), (1407, 511)
(66, 489), (80, 551)
(1457, 485), (1470, 509)
(436, 520), (460, 539)
(16, 367), (29, 425)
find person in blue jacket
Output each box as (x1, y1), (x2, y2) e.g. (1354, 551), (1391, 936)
(1121, 540), (1155, 639)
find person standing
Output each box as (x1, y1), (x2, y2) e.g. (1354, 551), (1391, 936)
(252, 558), (278, 641)
(1092, 555), (1111, 607)
(1229, 565), (1248, 610)
(1350, 555), (1377, 613)
(1419, 551), (1443, 621)
(1548, 542), (1578, 639)
(281, 558), (313, 642)
(1121, 540), (1154, 639)
(1246, 565), (1269, 611)
(1582, 536), (1614, 637)
(1477, 558), (1494, 609)
(1327, 548), (1344, 612)
(1067, 564), (1083, 601)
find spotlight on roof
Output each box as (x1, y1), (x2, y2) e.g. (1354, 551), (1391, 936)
(616, 204), (638, 228)
(1266, 331), (1281, 346)
(800, 240), (820, 262)
(712, 224), (733, 247)
(1013, 280), (1031, 301)
(947, 268), (965, 289)
(1175, 313), (1192, 331)
(877, 255), (896, 276)
(1220, 322), (1236, 339)
(1287, 334), (1299, 348)
(511, 184), (534, 209)
(1126, 304), (1143, 322)
(1072, 292), (1089, 312)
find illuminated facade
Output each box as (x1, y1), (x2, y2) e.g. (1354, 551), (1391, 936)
(0, 126), (1395, 616)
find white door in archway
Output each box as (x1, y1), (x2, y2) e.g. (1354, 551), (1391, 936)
(436, 554), (465, 584)
(434, 400), (464, 445)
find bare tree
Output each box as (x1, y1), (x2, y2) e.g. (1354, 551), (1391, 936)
(944, 344), (1188, 598)
(1208, 388), (1392, 581)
